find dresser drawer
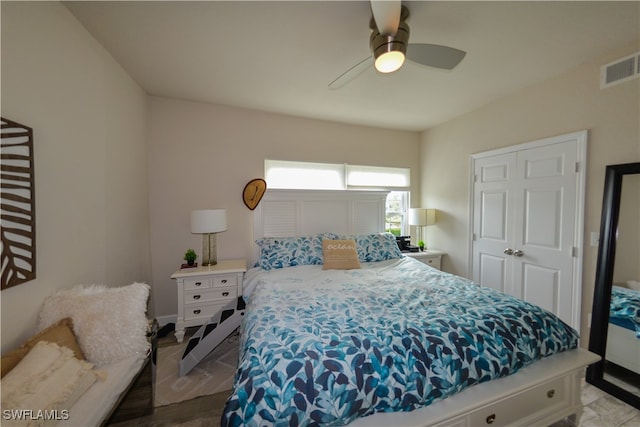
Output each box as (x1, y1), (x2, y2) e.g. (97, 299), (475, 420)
(212, 274), (237, 287)
(466, 376), (568, 427)
(184, 302), (229, 321)
(184, 286), (236, 304)
(184, 277), (211, 291)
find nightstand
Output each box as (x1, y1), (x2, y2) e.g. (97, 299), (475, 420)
(170, 259), (247, 343)
(404, 250), (445, 270)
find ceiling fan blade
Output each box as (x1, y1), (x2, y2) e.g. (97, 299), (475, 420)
(406, 43), (467, 70)
(328, 56), (373, 90)
(369, 0), (401, 35)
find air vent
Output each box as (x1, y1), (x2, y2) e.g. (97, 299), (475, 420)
(600, 51), (640, 88)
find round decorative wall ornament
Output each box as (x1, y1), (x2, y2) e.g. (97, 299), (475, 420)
(242, 178), (266, 210)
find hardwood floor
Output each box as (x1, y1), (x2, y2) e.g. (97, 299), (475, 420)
(109, 391), (229, 427)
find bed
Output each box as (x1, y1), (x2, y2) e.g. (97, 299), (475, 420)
(606, 283), (640, 374)
(222, 190), (599, 427)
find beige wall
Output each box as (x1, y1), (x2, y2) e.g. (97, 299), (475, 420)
(0, 2), (151, 353)
(147, 97), (421, 319)
(420, 41), (640, 344)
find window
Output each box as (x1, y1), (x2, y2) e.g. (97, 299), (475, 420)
(265, 160), (410, 235)
(265, 160), (344, 189)
(385, 191), (409, 236)
(346, 164), (410, 189)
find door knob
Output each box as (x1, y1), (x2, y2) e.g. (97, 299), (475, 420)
(513, 249), (524, 257)
(504, 248), (514, 255)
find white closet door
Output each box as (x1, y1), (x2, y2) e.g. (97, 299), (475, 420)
(472, 153), (516, 295)
(512, 141), (578, 324)
(471, 131), (586, 330)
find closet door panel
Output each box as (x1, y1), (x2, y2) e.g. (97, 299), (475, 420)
(478, 253), (509, 293)
(513, 140), (578, 327)
(523, 188), (562, 249)
(472, 153), (515, 293)
(521, 263), (560, 314)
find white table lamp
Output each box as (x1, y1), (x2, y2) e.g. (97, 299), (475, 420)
(191, 209), (227, 266)
(409, 208), (436, 250)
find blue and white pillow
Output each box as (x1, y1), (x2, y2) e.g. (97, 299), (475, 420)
(340, 232), (403, 262)
(256, 233), (338, 270)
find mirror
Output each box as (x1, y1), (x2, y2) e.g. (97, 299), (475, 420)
(587, 162), (640, 409)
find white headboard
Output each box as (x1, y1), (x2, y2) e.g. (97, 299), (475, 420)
(251, 189), (389, 264)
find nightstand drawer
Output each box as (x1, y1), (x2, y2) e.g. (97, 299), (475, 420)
(184, 286), (236, 304)
(423, 257), (441, 270)
(404, 251), (444, 271)
(212, 275), (237, 287)
(184, 303), (226, 321)
(184, 277), (211, 291)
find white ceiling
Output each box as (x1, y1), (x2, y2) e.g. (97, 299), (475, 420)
(65, 1), (639, 132)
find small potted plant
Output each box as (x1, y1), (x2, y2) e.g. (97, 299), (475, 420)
(183, 249), (197, 267)
(418, 240), (425, 251)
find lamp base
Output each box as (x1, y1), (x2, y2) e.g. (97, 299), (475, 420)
(202, 233), (218, 266)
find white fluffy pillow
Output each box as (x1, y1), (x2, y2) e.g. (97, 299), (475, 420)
(38, 282), (150, 367)
(1, 341), (97, 422)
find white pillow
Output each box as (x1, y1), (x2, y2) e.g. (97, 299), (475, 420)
(0, 341), (97, 423)
(38, 282), (150, 367)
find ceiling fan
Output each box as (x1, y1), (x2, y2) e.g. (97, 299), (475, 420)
(329, 1), (466, 89)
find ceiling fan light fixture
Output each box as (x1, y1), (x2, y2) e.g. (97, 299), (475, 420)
(374, 50), (405, 73)
(329, 4), (467, 89)
(370, 19), (409, 74)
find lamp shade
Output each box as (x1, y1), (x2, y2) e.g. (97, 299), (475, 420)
(190, 209), (227, 234)
(409, 208), (436, 226)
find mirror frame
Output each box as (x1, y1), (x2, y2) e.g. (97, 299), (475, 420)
(586, 162), (640, 409)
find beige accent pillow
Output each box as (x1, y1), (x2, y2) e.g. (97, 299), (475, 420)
(323, 239), (361, 270)
(1, 341), (97, 423)
(1, 317), (84, 378)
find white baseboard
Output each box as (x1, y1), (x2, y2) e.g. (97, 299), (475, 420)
(155, 314), (177, 327)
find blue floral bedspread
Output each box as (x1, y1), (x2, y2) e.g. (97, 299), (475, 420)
(222, 257), (579, 426)
(610, 285), (640, 337)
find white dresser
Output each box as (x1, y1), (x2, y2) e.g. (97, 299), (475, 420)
(170, 259), (246, 343)
(404, 250), (445, 270)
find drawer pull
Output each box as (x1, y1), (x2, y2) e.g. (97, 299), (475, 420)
(193, 295), (201, 300)
(486, 414), (496, 424)
(222, 292), (229, 297)
(193, 309), (201, 315)
(195, 281), (202, 287)
(547, 389), (555, 399)
(221, 279), (227, 284)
